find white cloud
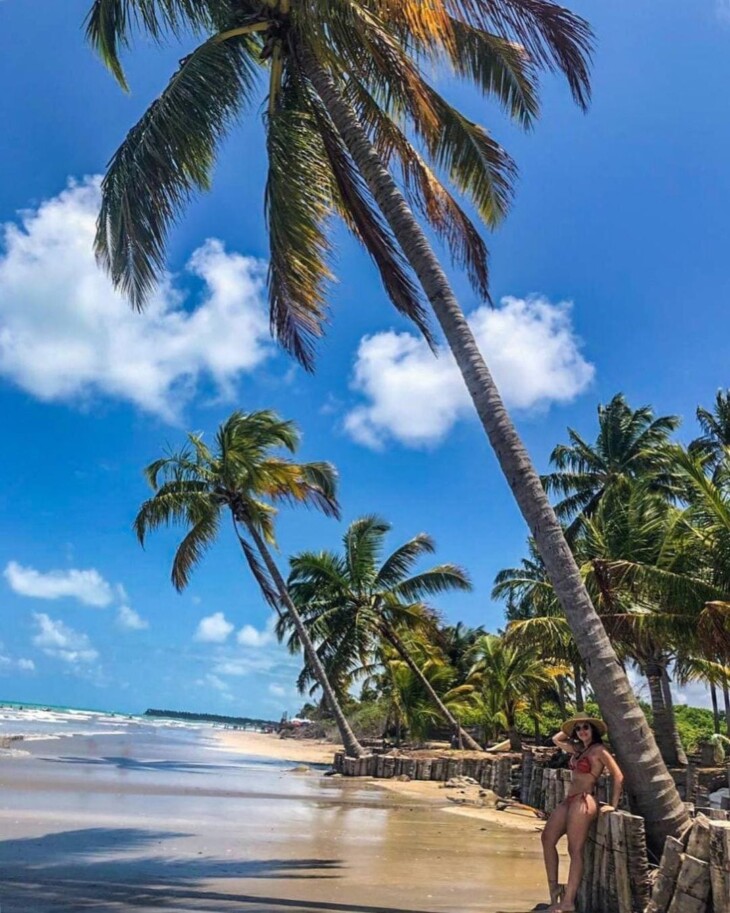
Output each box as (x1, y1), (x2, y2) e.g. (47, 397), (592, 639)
(344, 296), (594, 449)
(196, 673), (232, 697)
(0, 651), (35, 674)
(117, 605), (149, 631)
(4, 561), (114, 607)
(268, 683), (287, 698)
(32, 613), (98, 665)
(717, 0), (730, 23)
(0, 178), (272, 419)
(236, 618), (275, 648)
(195, 612), (234, 643)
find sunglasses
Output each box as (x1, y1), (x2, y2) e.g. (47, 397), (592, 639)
(574, 723), (592, 733)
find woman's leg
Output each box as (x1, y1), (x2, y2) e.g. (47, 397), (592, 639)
(558, 797), (598, 911)
(541, 801), (568, 903)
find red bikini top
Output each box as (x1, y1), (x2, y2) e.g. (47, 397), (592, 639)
(569, 752), (597, 776)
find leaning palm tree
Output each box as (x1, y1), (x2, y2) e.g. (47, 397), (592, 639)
(134, 409), (365, 757)
(86, 1), (689, 847)
(278, 515), (481, 749)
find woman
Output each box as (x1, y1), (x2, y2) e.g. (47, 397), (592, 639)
(541, 714), (624, 912)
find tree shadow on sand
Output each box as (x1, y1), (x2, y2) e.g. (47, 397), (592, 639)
(0, 826), (440, 913)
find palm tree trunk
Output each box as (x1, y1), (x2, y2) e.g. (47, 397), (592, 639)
(660, 668), (688, 767)
(645, 662), (686, 768)
(710, 681), (721, 734)
(573, 661), (585, 712)
(381, 624), (483, 751)
(724, 681), (730, 738)
(556, 677), (568, 716)
(244, 521), (366, 759)
(302, 53), (690, 852)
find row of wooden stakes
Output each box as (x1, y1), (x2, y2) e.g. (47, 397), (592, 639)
(648, 814), (730, 913)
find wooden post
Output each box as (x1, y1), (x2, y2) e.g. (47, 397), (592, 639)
(420, 759), (432, 781)
(710, 820), (730, 913)
(333, 750), (345, 773)
(383, 755), (396, 778)
(521, 751), (534, 803)
(647, 836), (684, 913)
(687, 814), (712, 862)
(496, 757), (511, 798)
(685, 763), (698, 804)
(591, 810), (611, 913)
(666, 855), (711, 913)
(622, 811), (650, 913)
(610, 813), (632, 913)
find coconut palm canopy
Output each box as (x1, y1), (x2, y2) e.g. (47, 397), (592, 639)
(87, 0), (592, 366)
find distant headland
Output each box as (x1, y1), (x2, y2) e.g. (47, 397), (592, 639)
(144, 708), (280, 730)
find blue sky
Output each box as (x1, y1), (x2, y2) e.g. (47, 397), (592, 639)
(0, 0), (727, 717)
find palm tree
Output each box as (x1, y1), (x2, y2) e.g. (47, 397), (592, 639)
(86, 2), (690, 848)
(465, 634), (560, 750)
(691, 390), (730, 475)
(672, 446), (730, 738)
(541, 393), (680, 536)
(440, 621), (486, 679)
(133, 409), (365, 757)
(374, 640), (474, 744)
(278, 515), (481, 749)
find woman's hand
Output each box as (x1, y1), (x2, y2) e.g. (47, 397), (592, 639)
(599, 804), (614, 814)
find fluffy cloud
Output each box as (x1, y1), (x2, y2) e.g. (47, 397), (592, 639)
(32, 613), (98, 665)
(345, 296), (594, 449)
(0, 178), (272, 419)
(4, 561), (114, 607)
(117, 605), (149, 631)
(195, 672), (233, 698)
(195, 612), (234, 643)
(236, 618), (275, 648)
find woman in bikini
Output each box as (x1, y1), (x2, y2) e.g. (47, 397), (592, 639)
(541, 714), (624, 912)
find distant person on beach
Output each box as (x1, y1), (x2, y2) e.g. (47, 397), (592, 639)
(541, 714), (624, 912)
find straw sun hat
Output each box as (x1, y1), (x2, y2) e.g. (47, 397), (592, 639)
(561, 714), (608, 738)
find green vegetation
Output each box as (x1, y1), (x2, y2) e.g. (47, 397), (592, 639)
(145, 709), (278, 729)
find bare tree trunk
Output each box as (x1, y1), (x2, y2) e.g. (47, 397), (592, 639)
(302, 52), (690, 852)
(724, 681), (730, 738)
(244, 521), (365, 759)
(573, 661), (585, 712)
(382, 624), (483, 751)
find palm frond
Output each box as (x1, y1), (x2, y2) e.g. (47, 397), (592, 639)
(375, 533), (436, 588)
(444, 0), (592, 108)
(96, 30), (261, 307)
(308, 90), (434, 343)
(266, 78), (334, 369)
(394, 564), (472, 601)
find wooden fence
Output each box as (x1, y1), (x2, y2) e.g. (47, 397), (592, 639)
(332, 751), (514, 797)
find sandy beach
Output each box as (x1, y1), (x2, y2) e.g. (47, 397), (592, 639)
(216, 728), (342, 765)
(0, 720), (550, 912)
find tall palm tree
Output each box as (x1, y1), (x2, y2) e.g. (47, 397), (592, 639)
(278, 515), (481, 749)
(134, 409), (365, 757)
(541, 393), (680, 536)
(86, 1), (689, 848)
(465, 634), (560, 750)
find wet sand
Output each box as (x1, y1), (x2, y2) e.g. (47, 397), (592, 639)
(0, 726), (549, 912)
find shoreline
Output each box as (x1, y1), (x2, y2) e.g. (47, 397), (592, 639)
(217, 730), (546, 834)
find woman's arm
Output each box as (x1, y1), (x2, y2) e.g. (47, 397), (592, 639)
(600, 747), (624, 809)
(552, 731), (577, 753)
